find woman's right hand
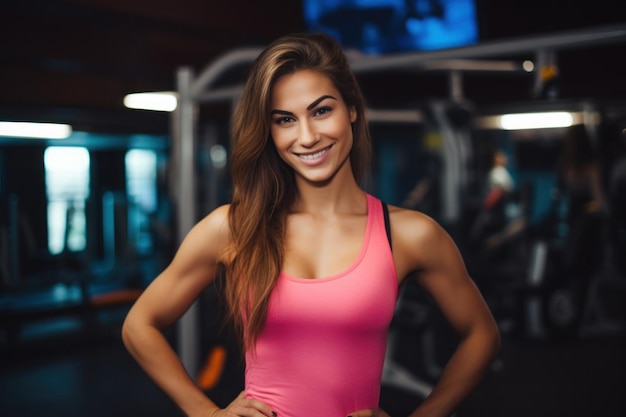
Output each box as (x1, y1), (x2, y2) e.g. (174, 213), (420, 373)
(210, 391), (276, 417)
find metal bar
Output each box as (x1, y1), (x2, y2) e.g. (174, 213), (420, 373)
(349, 23), (626, 73)
(366, 108), (423, 123)
(417, 59), (525, 72)
(175, 66), (201, 375)
(187, 24), (626, 106)
(449, 71), (463, 103)
(190, 48), (264, 99)
(195, 85), (244, 104)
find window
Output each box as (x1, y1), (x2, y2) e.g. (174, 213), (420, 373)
(44, 147), (90, 255)
(125, 149), (158, 254)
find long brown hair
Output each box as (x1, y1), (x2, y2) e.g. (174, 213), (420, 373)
(225, 32), (371, 351)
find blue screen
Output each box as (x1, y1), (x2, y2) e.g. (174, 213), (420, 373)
(303, 0), (479, 54)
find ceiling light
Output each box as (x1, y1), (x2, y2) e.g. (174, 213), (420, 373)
(124, 92), (178, 112)
(522, 60), (534, 72)
(499, 111), (574, 130)
(0, 122), (72, 139)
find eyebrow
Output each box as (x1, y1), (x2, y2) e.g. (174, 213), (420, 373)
(270, 95), (337, 116)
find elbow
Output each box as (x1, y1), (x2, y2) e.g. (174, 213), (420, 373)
(121, 307), (168, 356)
(486, 319), (502, 362)
(121, 314), (132, 349)
(121, 311), (138, 352)
(469, 316), (501, 364)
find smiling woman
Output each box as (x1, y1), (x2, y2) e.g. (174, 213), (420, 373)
(270, 70), (356, 184)
(121, 32), (500, 417)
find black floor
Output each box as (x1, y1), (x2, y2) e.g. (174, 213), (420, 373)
(1, 301), (625, 417)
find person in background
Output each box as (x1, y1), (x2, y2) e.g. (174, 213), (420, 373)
(485, 150), (514, 211)
(122, 32), (500, 417)
(558, 124), (607, 227)
(469, 149), (521, 250)
(554, 124), (608, 333)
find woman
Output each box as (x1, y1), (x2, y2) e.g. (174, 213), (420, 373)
(122, 32), (500, 417)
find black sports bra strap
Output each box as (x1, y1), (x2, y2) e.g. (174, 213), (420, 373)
(381, 200), (392, 250)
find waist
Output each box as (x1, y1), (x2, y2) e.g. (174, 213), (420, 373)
(245, 339), (385, 417)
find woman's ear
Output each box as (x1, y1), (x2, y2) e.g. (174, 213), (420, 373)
(350, 107), (357, 123)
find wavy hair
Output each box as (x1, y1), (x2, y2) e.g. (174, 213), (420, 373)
(225, 32), (371, 351)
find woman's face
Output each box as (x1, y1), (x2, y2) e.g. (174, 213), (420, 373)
(270, 69), (356, 184)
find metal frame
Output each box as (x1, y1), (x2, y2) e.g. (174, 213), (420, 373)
(172, 22), (626, 374)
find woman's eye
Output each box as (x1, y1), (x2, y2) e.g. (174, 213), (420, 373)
(314, 106), (332, 117)
(274, 116), (293, 125)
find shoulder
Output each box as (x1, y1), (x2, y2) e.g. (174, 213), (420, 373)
(200, 203), (231, 229)
(148, 204), (234, 293)
(387, 204), (443, 245)
(192, 204), (231, 236)
(386, 205), (456, 280)
(178, 204), (233, 264)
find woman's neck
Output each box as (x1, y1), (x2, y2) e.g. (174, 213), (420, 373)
(292, 175), (365, 216)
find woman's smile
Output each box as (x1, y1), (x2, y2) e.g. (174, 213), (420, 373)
(270, 69), (356, 183)
(296, 145), (333, 164)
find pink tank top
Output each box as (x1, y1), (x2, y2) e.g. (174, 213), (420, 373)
(245, 194), (398, 417)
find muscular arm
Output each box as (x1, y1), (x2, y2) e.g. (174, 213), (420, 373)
(121, 205), (231, 417)
(392, 208), (501, 417)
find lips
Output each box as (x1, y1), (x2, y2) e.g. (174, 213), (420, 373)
(297, 145), (332, 161)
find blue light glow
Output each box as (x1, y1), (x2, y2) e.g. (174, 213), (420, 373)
(303, 0), (478, 54)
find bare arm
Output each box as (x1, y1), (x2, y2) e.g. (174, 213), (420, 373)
(393, 209), (501, 417)
(122, 205), (230, 417)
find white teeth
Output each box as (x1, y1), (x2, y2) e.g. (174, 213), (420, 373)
(300, 148), (327, 160)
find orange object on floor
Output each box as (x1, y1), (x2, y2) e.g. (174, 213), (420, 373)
(197, 345), (227, 391)
(89, 289), (143, 307)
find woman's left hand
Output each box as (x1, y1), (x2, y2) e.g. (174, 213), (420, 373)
(347, 408), (391, 417)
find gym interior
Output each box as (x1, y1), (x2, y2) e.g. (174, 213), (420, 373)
(1, 1), (625, 416)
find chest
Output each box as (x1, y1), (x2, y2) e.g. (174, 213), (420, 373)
(282, 213), (367, 279)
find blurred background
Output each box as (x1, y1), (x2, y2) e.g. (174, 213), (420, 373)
(1, 1), (625, 416)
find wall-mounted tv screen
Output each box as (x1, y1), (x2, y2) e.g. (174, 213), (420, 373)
(303, 0), (479, 54)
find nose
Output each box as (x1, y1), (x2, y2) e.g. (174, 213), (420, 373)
(298, 120), (319, 148)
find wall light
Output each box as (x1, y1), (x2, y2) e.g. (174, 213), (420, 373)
(0, 122), (72, 139)
(124, 92), (178, 112)
(475, 111), (587, 130)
